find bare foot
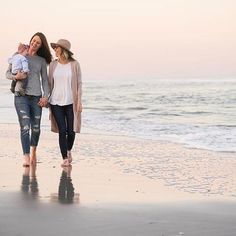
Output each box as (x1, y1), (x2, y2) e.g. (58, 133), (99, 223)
(67, 151), (72, 163)
(23, 155), (30, 167)
(61, 159), (70, 167)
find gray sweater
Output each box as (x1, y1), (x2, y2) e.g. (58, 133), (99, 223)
(6, 55), (49, 97)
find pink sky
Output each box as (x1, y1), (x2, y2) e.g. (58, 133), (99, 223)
(0, 0), (235, 80)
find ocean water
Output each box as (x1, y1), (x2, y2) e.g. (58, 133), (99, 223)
(82, 78), (236, 153)
(1, 78), (236, 153)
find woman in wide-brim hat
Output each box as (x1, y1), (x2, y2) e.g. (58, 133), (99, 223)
(50, 39), (74, 56)
(48, 39), (82, 167)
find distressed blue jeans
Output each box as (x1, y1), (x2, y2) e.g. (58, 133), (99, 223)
(14, 95), (42, 155)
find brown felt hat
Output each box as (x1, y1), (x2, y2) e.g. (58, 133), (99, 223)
(50, 39), (73, 55)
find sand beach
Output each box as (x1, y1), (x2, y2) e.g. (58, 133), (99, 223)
(0, 123), (236, 236)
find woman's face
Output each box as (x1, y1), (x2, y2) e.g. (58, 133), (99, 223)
(30, 35), (42, 52)
(54, 46), (62, 59)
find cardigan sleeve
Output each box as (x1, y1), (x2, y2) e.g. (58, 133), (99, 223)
(77, 61), (82, 104)
(48, 60), (58, 97)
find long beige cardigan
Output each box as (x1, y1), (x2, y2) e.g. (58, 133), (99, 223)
(48, 60), (82, 133)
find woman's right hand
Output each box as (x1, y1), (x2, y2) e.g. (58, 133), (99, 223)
(15, 71), (27, 80)
(77, 103), (82, 113)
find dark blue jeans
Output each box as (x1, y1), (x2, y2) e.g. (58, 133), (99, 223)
(50, 104), (75, 159)
(14, 95), (42, 155)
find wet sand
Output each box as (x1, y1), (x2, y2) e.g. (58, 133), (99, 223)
(1, 123), (236, 236)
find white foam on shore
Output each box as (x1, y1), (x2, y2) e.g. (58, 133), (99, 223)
(1, 123), (236, 200)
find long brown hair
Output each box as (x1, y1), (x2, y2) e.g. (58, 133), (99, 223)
(30, 32), (52, 64)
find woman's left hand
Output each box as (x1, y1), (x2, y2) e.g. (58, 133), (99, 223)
(38, 97), (48, 107)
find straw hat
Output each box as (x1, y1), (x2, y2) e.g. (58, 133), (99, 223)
(50, 39), (73, 55)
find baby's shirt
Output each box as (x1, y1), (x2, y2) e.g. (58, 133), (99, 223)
(8, 54), (30, 74)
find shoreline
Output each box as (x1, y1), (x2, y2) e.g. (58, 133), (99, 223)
(1, 123), (236, 201)
(1, 120), (236, 155)
(1, 123), (236, 235)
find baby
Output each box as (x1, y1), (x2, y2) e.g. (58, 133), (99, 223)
(8, 43), (30, 95)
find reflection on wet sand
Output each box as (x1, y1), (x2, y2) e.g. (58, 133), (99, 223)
(51, 165), (80, 204)
(21, 162), (39, 199)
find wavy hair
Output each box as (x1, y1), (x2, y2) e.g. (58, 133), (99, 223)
(30, 32), (52, 64)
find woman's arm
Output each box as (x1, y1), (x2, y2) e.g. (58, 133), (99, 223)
(6, 64), (14, 80)
(38, 59), (49, 107)
(77, 62), (82, 112)
(40, 59), (50, 98)
(6, 64), (27, 81)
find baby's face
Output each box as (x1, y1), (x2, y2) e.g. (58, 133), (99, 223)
(21, 48), (29, 56)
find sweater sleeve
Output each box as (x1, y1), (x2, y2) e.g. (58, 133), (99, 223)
(41, 58), (50, 97)
(6, 64), (15, 81)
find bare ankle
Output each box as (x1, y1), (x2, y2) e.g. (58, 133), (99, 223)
(67, 151), (73, 163)
(23, 154), (30, 167)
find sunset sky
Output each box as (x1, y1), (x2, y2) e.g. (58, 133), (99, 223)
(0, 0), (235, 80)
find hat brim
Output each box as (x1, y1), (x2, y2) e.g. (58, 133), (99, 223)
(50, 43), (73, 55)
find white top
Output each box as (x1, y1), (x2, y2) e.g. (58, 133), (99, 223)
(49, 63), (73, 106)
(8, 54), (29, 74)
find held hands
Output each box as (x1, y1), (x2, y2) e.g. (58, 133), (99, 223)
(38, 97), (48, 107)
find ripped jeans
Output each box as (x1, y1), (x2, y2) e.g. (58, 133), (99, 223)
(14, 95), (42, 155)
